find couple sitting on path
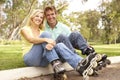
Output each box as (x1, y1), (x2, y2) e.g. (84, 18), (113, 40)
(20, 6), (108, 78)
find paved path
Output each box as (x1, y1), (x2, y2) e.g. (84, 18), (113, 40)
(31, 63), (120, 80)
(0, 56), (120, 80)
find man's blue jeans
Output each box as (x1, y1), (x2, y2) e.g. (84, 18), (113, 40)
(55, 43), (83, 68)
(56, 31), (89, 54)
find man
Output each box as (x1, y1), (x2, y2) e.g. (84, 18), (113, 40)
(44, 6), (109, 76)
(44, 6), (97, 56)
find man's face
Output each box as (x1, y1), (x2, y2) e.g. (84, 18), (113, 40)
(45, 10), (57, 24)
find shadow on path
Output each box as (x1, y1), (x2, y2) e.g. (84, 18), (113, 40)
(31, 63), (120, 80)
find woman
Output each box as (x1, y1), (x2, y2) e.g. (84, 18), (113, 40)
(20, 9), (65, 74)
(20, 9), (98, 77)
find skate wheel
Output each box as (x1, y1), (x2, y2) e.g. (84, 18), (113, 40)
(18, 77), (30, 80)
(98, 65), (103, 70)
(96, 54), (102, 61)
(54, 73), (67, 80)
(106, 59), (111, 65)
(96, 62), (103, 70)
(92, 61), (98, 68)
(83, 76), (89, 80)
(88, 69), (93, 75)
(62, 74), (67, 80)
(103, 64), (106, 67)
(96, 65), (102, 71)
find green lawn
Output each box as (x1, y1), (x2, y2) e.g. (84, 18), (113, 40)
(93, 44), (120, 56)
(0, 41), (26, 70)
(0, 40), (120, 70)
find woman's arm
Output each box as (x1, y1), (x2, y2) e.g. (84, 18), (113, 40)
(21, 28), (56, 45)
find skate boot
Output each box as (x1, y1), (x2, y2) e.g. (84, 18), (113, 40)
(52, 60), (67, 80)
(83, 46), (110, 62)
(82, 46), (95, 56)
(83, 47), (111, 74)
(76, 53), (99, 80)
(83, 46), (102, 62)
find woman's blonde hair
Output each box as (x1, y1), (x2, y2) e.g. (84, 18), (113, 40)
(26, 9), (44, 30)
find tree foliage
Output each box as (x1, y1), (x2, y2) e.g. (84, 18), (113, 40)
(0, 0), (5, 4)
(0, 0), (69, 40)
(101, 0), (120, 44)
(66, 10), (101, 41)
(0, 0), (120, 44)
(1, 0), (38, 39)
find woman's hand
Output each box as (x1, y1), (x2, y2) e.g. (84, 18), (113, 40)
(45, 43), (54, 50)
(45, 38), (56, 46)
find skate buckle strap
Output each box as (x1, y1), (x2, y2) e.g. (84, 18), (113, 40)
(92, 52), (96, 55)
(53, 62), (60, 69)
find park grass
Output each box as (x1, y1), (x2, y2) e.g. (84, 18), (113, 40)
(0, 40), (120, 70)
(78, 44), (120, 57)
(93, 44), (120, 56)
(0, 40), (26, 70)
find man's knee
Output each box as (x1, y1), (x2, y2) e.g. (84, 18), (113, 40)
(56, 43), (65, 47)
(56, 34), (68, 43)
(70, 31), (81, 36)
(55, 43), (67, 50)
(58, 34), (67, 39)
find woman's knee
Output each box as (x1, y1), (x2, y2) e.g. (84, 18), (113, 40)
(23, 55), (32, 66)
(23, 54), (41, 66)
(40, 31), (52, 38)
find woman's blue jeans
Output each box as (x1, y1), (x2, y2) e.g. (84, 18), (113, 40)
(23, 32), (83, 69)
(23, 32), (59, 67)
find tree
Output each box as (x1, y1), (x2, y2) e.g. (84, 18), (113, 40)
(2, 0), (39, 40)
(42, 0), (69, 25)
(101, 0), (120, 44)
(1, 0), (69, 40)
(84, 10), (101, 41)
(66, 10), (101, 41)
(0, 0), (6, 39)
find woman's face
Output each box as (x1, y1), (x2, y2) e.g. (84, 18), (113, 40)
(32, 11), (44, 26)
